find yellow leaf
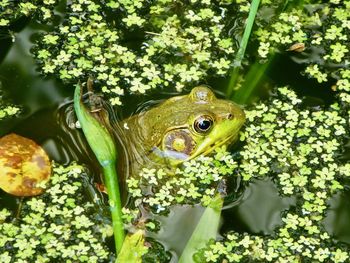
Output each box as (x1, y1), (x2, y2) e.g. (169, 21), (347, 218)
(0, 133), (51, 196)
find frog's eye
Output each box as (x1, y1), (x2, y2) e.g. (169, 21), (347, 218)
(194, 115), (213, 133)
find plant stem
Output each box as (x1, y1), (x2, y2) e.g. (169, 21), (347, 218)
(227, 0), (261, 98)
(15, 197), (24, 219)
(235, 0), (261, 68)
(103, 163), (125, 253)
(232, 58), (273, 104)
(74, 84), (125, 254)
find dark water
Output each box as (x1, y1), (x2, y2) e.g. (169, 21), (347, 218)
(1, 18), (350, 261)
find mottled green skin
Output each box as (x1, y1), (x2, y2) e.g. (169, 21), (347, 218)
(120, 86), (245, 176)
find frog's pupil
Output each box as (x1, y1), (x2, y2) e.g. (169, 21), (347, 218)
(199, 120), (211, 130)
(194, 116), (213, 133)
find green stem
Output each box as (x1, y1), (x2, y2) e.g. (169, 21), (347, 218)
(103, 164), (125, 253)
(235, 0), (261, 68)
(227, 0), (261, 98)
(73, 84), (125, 254)
(15, 197), (24, 219)
(232, 58), (273, 104)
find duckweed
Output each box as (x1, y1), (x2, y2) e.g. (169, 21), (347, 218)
(255, 1), (349, 91)
(125, 147), (239, 218)
(0, 105), (20, 120)
(197, 87), (350, 262)
(29, 0), (243, 105)
(0, 0), (57, 26)
(0, 163), (114, 263)
(1, 0), (350, 262)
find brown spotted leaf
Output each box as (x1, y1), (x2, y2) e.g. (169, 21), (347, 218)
(0, 133), (51, 196)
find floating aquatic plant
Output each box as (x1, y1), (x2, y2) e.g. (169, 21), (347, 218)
(125, 146), (239, 219)
(1, 1), (350, 262)
(0, 0), (58, 27)
(30, 0), (243, 105)
(0, 163), (113, 262)
(197, 87), (350, 262)
(254, 1), (350, 90)
(0, 85), (20, 121)
(0, 105), (20, 120)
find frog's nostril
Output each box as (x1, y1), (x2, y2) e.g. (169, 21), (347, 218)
(227, 113), (233, 120)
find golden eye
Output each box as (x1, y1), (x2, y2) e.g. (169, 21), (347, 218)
(194, 115), (213, 133)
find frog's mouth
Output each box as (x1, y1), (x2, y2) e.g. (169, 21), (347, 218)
(188, 129), (239, 161)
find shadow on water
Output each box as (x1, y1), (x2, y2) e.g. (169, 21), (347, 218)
(267, 52), (336, 106)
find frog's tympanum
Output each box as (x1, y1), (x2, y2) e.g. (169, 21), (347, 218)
(119, 86), (245, 177)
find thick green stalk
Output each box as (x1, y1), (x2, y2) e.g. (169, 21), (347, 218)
(74, 84), (125, 253)
(102, 164), (125, 252)
(227, 0), (261, 98)
(179, 194), (223, 263)
(234, 0), (261, 68)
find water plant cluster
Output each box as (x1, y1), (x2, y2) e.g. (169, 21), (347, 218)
(0, 0), (58, 26)
(0, 105), (19, 120)
(125, 148), (238, 217)
(197, 87), (350, 262)
(28, 0), (243, 105)
(0, 163), (114, 263)
(255, 0), (349, 89)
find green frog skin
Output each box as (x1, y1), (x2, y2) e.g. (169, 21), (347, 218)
(118, 86), (245, 176)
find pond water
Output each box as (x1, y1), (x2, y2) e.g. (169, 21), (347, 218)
(1, 15), (350, 262)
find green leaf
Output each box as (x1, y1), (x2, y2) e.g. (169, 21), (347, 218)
(179, 194), (223, 263)
(116, 230), (148, 263)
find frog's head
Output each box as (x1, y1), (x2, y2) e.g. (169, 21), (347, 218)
(136, 86), (245, 163)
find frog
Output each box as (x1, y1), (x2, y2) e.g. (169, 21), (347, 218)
(117, 86), (245, 178)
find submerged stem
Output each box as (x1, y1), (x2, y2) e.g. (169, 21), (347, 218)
(232, 58), (273, 104)
(179, 194), (223, 263)
(15, 197), (24, 219)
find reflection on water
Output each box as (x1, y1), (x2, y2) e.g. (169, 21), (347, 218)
(324, 189), (350, 245)
(222, 178), (296, 235)
(150, 205), (206, 262)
